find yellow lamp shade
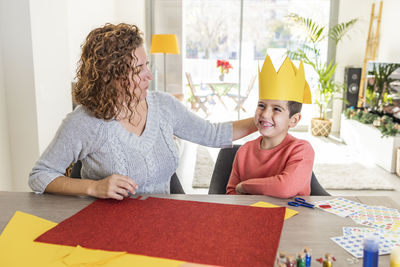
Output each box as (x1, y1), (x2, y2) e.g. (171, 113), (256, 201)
(150, 34), (179, 54)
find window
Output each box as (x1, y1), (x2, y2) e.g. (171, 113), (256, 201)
(151, 0), (331, 124)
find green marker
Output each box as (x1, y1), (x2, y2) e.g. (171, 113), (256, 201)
(297, 252), (305, 267)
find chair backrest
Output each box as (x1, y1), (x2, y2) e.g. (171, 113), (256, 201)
(208, 145), (241, 194)
(185, 72), (196, 96)
(310, 171), (329, 196)
(70, 161), (185, 194)
(170, 173), (185, 194)
(244, 75), (257, 97)
(208, 145), (330, 196)
(70, 160), (82, 178)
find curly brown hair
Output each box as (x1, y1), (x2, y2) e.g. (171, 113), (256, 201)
(73, 23), (144, 120)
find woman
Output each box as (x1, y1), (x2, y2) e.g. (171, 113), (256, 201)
(29, 23), (256, 200)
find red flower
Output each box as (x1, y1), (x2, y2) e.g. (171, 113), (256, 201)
(216, 60), (233, 74)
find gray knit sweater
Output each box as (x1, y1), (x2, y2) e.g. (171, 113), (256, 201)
(29, 91), (232, 194)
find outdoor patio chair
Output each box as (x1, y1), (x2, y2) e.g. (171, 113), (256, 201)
(185, 72), (215, 117)
(208, 145), (329, 196)
(227, 75), (257, 112)
(70, 160), (185, 194)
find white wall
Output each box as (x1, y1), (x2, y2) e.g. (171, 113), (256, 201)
(377, 0), (400, 62)
(0, 39), (12, 190)
(30, 0), (72, 154)
(0, 0), (40, 191)
(116, 0), (146, 30)
(332, 0), (400, 132)
(67, 0), (117, 81)
(66, 0), (146, 82)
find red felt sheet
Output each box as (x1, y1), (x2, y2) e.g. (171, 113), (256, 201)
(35, 197), (285, 267)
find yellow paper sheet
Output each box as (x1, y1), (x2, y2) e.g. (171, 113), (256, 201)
(0, 211), (184, 267)
(62, 245), (126, 265)
(251, 201), (298, 220)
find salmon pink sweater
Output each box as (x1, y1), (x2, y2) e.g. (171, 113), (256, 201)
(226, 134), (314, 198)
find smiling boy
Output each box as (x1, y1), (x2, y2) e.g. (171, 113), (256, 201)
(226, 55), (315, 198)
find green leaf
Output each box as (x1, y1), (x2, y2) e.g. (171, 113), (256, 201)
(287, 13), (357, 119)
(287, 13), (326, 43)
(328, 18), (358, 44)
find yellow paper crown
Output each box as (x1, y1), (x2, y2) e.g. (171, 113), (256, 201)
(258, 55), (311, 104)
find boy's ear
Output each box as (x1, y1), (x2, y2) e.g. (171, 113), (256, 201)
(288, 113), (301, 128)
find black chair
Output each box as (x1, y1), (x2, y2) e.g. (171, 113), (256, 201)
(208, 145), (330, 196)
(70, 161), (185, 194)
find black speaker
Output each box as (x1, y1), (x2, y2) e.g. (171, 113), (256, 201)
(344, 67), (362, 108)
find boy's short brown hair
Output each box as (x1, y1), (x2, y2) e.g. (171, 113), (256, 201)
(288, 101), (302, 117)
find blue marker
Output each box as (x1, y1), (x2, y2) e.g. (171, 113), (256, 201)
(363, 236), (379, 267)
(304, 247), (312, 267)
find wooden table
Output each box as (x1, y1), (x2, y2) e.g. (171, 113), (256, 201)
(0, 192), (397, 266)
(206, 83), (237, 110)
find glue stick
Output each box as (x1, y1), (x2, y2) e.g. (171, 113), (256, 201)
(323, 253), (333, 267)
(363, 236), (379, 267)
(391, 246), (400, 267)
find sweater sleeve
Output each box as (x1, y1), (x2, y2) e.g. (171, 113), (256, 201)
(241, 142), (314, 198)
(28, 108), (103, 194)
(226, 152), (241, 195)
(159, 92), (233, 148)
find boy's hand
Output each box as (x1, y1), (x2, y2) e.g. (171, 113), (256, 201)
(235, 182), (244, 194)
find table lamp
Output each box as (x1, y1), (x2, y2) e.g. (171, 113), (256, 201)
(150, 34), (180, 92)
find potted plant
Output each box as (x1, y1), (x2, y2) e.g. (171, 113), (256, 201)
(216, 59), (233, 81)
(365, 62), (400, 112)
(287, 14), (357, 136)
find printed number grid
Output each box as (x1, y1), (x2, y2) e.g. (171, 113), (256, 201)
(315, 198), (400, 258)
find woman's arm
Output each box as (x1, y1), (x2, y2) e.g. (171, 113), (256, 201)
(29, 110), (94, 194)
(45, 175), (137, 200)
(28, 108), (137, 200)
(163, 93), (256, 147)
(232, 118), (257, 141)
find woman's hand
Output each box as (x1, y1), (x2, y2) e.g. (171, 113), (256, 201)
(232, 118), (257, 141)
(88, 174), (138, 200)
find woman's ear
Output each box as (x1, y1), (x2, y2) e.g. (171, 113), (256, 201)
(288, 113), (301, 128)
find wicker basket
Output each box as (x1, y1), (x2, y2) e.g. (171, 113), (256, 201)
(311, 118), (332, 137)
